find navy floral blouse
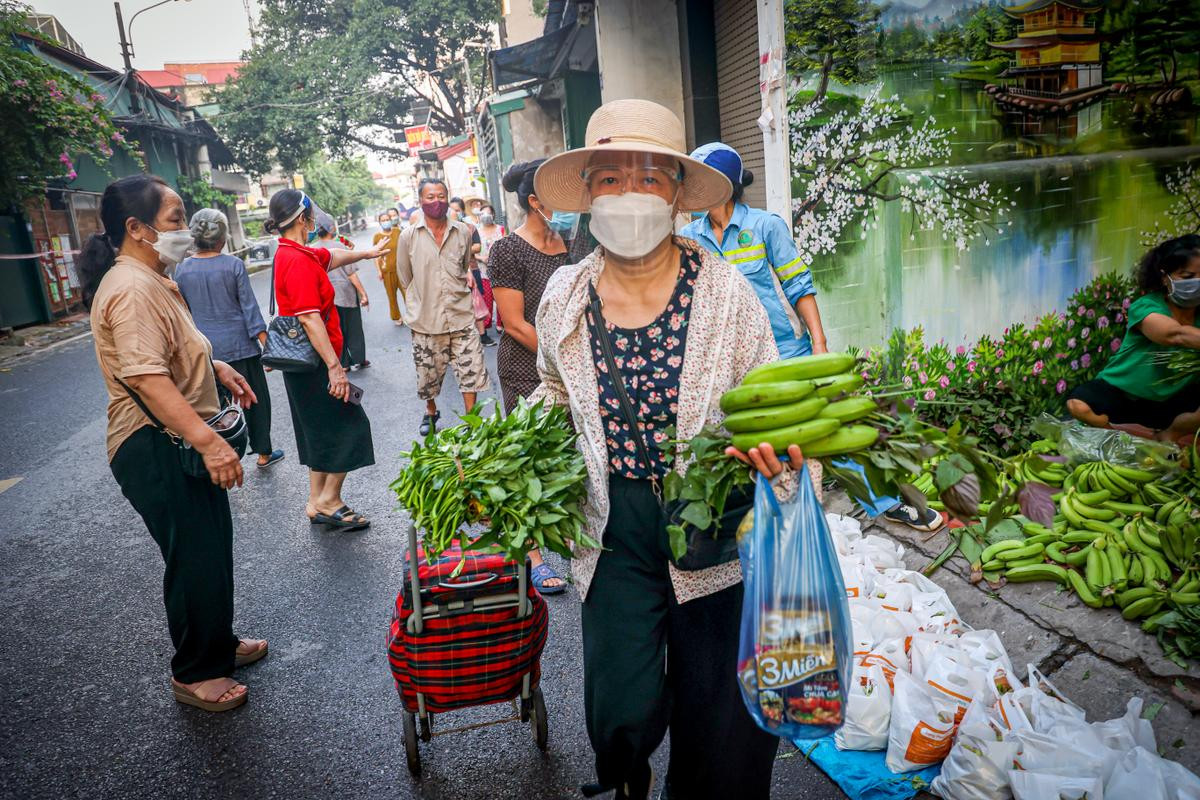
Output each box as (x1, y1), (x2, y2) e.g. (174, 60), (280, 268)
(590, 251), (700, 479)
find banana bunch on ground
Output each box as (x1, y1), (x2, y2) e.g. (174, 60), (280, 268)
(719, 353), (880, 457)
(985, 459), (1200, 628)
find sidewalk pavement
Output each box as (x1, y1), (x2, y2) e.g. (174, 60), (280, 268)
(0, 313), (91, 367)
(831, 490), (1200, 773)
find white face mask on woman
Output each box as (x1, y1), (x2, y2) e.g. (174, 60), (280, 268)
(148, 226), (196, 267)
(588, 193), (675, 260)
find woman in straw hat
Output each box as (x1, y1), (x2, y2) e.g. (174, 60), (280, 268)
(530, 99), (802, 799)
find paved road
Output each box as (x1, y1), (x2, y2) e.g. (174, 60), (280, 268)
(0, 234), (843, 799)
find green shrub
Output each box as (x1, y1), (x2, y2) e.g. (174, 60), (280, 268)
(858, 272), (1137, 453)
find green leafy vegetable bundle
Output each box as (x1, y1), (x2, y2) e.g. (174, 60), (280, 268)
(391, 400), (597, 565)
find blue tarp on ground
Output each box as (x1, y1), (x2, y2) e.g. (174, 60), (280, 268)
(795, 736), (941, 800)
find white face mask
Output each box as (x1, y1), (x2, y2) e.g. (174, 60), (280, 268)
(148, 226), (195, 267)
(588, 193), (675, 260)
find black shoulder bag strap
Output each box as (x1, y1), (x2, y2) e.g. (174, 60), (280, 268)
(268, 248), (277, 317)
(113, 360), (227, 441)
(583, 281), (662, 502)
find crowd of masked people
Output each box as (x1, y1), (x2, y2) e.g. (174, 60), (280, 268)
(73, 96), (1198, 799)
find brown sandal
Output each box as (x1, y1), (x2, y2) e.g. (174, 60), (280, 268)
(235, 639), (268, 668)
(171, 679), (247, 712)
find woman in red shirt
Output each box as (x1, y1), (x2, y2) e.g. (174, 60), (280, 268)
(267, 189), (388, 529)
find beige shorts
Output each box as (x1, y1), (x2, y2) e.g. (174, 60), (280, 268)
(412, 328), (491, 401)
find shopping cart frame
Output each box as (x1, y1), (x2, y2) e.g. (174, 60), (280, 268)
(396, 524), (548, 775)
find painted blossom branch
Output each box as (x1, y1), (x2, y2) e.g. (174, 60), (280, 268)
(788, 85), (1009, 261)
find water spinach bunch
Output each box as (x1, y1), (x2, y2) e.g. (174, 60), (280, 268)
(391, 399), (596, 567)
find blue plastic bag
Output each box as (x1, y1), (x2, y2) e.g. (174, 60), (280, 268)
(737, 463), (854, 740)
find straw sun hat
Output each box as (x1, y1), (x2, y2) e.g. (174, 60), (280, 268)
(533, 99), (733, 213)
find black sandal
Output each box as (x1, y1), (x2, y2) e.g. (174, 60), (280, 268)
(312, 505), (370, 530)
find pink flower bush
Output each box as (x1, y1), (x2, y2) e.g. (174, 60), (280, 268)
(857, 272), (1135, 453)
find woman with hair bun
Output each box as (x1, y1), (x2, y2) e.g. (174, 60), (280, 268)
(176, 208), (284, 468)
(486, 158), (580, 596)
(82, 174), (265, 713)
(266, 188), (389, 530)
(1068, 234), (1200, 443)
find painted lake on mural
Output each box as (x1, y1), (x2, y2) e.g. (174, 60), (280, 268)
(803, 61), (1200, 350)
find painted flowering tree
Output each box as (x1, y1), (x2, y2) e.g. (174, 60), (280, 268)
(1143, 163), (1200, 247)
(789, 86), (1009, 265)
(0, 2), (133, 208)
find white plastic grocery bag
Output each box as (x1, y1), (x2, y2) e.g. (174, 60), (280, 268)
(931, 700), (1019, 800)
(886, 669), (961, 772)
(1009, 771), (1104, 800)
(1105, 747), (1168, 800)
(855, 636), (909, 691)
(835, 663), (892, 751)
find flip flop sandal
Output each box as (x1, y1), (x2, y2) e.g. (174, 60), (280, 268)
(256, 449), (285, 469)
(234, 639), (268, 668)
(312, 505), (370, 531)
(531, 563), (566, 595)
(171, 680), (247, 713)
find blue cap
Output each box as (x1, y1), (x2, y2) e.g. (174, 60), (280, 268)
(689, 142), (743, 187)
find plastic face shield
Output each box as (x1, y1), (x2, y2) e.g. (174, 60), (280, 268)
(581, 152), (683, 204)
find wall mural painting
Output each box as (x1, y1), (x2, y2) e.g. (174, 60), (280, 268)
(784, 0), (1200, 350)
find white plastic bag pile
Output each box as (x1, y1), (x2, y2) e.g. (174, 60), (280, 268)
(825, 512), (1200, 800)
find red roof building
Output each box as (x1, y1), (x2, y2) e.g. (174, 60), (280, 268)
(140, 61), (243, 106)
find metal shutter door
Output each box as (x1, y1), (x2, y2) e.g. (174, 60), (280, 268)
(714, 0), (765, 208)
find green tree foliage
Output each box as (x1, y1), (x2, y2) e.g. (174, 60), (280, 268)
(785, 0), (881, 105)
(1102, 0), (1200, 83)
(0, 1), (135, 208)
(878, 4), (1010, 64)
(302, 154), (391, 217)
(215, 0), (498, 176)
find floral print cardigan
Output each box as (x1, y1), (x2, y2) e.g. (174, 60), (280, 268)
(530, 238), (799, 604)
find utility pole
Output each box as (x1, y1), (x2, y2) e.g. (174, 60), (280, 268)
(243, 0), (257, 47)
(113, 2), (140, 114)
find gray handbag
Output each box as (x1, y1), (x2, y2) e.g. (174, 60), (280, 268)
(261, 250), (321, 372)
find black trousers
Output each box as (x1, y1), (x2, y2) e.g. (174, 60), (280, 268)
(226, 354), (273, 455)
(337, 304), (367, 368)
(582, 475), (778, 800)
(110, 426), (238, 683)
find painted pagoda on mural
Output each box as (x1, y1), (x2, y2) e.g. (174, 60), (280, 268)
(984, 0), (1108, 114)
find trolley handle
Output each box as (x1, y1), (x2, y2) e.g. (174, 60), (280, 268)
(437, 572), (499, 590)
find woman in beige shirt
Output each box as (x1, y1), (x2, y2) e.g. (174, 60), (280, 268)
(80, 175), (267, 713)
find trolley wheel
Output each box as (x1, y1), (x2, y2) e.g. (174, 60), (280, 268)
(529, 686), (548, 751)
(419, 713), (432, 742)
(402, 711), (421, 776)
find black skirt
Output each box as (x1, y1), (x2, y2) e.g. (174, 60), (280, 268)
(283, 366), (375, 473)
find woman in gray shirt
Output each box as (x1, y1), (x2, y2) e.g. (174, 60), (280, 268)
(314, 212), (370, 369)
(176, 208), (285, 468)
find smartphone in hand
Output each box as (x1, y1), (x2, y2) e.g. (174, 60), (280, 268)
(347, 382), (364, 405)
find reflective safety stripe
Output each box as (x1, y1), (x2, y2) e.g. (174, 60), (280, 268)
(723, 243), (766, 265)
(775, 256), (808, 280)
(729, 253), (765, 265)
(724, 243), (765, 257)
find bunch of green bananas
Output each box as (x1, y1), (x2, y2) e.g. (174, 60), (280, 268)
(1012, 454), (1070, 487)
(718, 352), (879, 457)
(1066, 460), (1155, 497)
(981, 458), (1200, 628)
